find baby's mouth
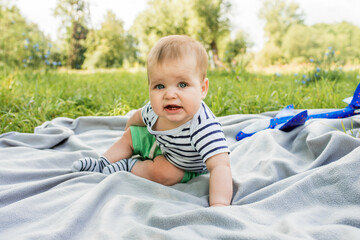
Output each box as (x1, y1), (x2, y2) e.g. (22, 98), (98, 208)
(165, 105), (182, 110)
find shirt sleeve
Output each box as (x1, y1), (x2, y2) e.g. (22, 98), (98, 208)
(190, 118), (230, 162)
(141, 101), (158, 129)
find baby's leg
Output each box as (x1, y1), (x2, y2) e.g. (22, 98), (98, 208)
(71, 156), (111, 172)
(72, 128), (134, 172)
(103, 158), (138, 174)
(131, 155), (184, 186)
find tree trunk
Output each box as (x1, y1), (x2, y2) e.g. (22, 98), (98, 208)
(68, 21), (88, 69)
(210, 40), (223, 68)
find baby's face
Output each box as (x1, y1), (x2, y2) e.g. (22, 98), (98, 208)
(148, 54), (209, 129)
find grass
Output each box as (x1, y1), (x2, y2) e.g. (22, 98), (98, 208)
(1, 68), (359, 133)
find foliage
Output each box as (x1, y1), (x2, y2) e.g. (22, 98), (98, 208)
(83, 11), (139, 69)
(2, 68), (359, 133)
(131, 0), (232, 66)
(258, 0), (304, 65)
(282, 22), (360, 65)
(258, 0), (360, 66)
(224, 31), (253, 67)
(312, 22), (360, 64)
(0, 4), (60, 71)
(2, 1), (360, 69)
(131, 0), (193, 57)
(192, 0), (231, 66)
(54, 0), (89, 69)
(281, 24), (320, 63)
(259, 0), (304, 47)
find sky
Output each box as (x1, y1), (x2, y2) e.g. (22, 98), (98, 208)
(13, 0), (360, 52)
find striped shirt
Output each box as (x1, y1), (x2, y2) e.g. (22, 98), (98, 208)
(141, 101), (230, 173)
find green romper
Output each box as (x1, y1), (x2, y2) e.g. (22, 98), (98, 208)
(130, 126), (206, 183)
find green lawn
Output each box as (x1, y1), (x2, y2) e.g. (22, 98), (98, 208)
(1, 69), (359, 133)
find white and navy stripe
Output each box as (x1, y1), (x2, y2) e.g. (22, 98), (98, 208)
(141, 101), (229, 173)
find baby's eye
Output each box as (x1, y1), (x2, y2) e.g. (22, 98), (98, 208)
(178, 82), (187, 88)
(155, 84), (165, 89)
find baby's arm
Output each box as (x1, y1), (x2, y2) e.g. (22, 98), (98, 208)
(72, 109), (146, 172)
(103, 109), (145, 163)
(125, 109), (146, 129)
(206, 153), (233, 207)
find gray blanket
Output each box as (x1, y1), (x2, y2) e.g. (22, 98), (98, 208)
(1, 111), (360, 240)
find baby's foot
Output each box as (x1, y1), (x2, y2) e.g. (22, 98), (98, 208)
(71, 156), (111, 172)
(102, 158), (138, 175)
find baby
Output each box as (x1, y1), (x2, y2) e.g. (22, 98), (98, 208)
(72, 35), (233, 207)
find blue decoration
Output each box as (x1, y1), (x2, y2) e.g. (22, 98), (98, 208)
(236, 82), (360, 141)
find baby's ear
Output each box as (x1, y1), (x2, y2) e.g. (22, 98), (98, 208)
(201, 78), (209, 99)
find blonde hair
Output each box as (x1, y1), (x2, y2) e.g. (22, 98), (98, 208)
(147, 35), (208, 80)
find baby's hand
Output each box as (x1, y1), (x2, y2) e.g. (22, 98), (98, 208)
(210, 203), (229, 207)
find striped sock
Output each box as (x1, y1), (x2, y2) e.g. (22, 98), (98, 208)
(102, 158), (138, 175)
(71, 156), (111, 173)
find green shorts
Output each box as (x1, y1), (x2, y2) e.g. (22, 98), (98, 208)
(130, 126), (207, 183)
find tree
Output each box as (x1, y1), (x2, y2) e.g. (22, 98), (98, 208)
(83, 10), (139, 69)
(0, 3), (53, 70)
(314, 22), (360, 64)
(281, 24), (321, 62)
(192, 0), (231, 67)
(1, 4), (30, 69)
(258, 0), (304, 65)
(259, 0), (304, 47)
(131, 0), (232, 67)
(224, 31), (252, 67)
(281, 22), (360, 64)
(54, 0), (89, 69)
(131, 0), (192, 56)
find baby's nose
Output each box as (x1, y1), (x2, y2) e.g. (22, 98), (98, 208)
(164, 88), (177, 99)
